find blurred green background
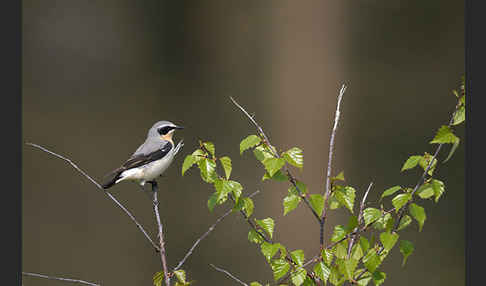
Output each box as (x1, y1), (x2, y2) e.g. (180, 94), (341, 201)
(22, 1), (464, 285)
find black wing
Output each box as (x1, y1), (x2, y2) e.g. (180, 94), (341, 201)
(121, 141), (173, 170)
(101, 141), (172, 189)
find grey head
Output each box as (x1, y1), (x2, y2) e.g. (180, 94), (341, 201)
(147, 120), (184, 138)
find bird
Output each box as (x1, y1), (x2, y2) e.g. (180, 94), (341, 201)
(101, 120), (184, 189)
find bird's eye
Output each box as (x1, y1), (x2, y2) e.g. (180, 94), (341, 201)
(158, 126), (173, 135)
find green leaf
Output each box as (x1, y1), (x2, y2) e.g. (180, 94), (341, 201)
(363, 249), (381, 273)
(337, 258), (358, 281)
(416, 183), (435, 199)
(290, 249), (305, 266)
(173, 270), (187, 284)
(192, 149), (206, 162)
(351, 244), (364, 261)
(397, 215), (412, 231)
(250, 283), (263, 286)
(290, 181), (308, 194)
(328, 265), (343, 286)
(263, 158), (286, 177)
(331, 225), (347, 243)
(443, 138), (460, 163)
(399, 240), (414, 266)
(253, 145), (273, 162)
(391, 193), (411, 212)
(207, 192), (218, 212)
(372, 271), (386, 286)
(452, 105), (465, 126)
(309, 194), (325, 216)
(219, 156), (232, 179)
(331, 171), (345, 182)
(214, 179), (243, 203)
(359, 237), (370, 253)
(314, 262), (331, 285)
(256, 218), (275, 239)
(282, 147), (304, 169)
(401, 155), (422, 172)
(379, 232), (399, 251)
(291, 268), (307, 286)
(153, 271), (164, 286)
(198, 158), (217, 183)
(380, 186), (401, 200)
(248, 229), (264, 244)
(182, 155), (197, 176)
(261, 242), (281, 262)
(202, 142), (215, 157)
(431, 179), (445, 203)
(346, 215), (358, 232)
(355, 270), (372, 286)
(363, 208), (381, 226)
(409, 203), (426, 232)
(271, 258), (290, 281)
(263, 170), (288, 181)
(243, 197), (254, 217)
(334, 186), (356, 213)
(372, 213), (391, 231)
(430, 125), (460, 144)
(322, 249), (334, 265)
(334, 241), (348, 259)
(419, 153), (437, 176)
(283, 194), (301, 215)
(240, 135), (262, 154)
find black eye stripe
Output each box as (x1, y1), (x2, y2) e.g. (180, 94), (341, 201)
(158, 126), (175, 135)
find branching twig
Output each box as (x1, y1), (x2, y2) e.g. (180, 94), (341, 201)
(321, 84), (347, 248)
(22, 272), (100, 286)
(151, 182), (171, 286)
(173, 190), (261, 271)
(25, 142), (160, 251)
(229, 97), (321, 223)
(347, 182), (373, 258)
(209, 264), (248, 286)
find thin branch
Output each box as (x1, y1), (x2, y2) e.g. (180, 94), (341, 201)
(25, 143), (160, 252)
(392, 106), (458, 232)
(210, 264), (248, 286)
(347, 182), (373, 258)
(151, 182), (171, 286)
(22, 272), (100, 286)
(321, 83), (347, 248)
(173, 190), (261, 271)
(229, 97), (322, 223)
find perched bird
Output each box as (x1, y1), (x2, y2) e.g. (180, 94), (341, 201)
(101, 121), (184, 189)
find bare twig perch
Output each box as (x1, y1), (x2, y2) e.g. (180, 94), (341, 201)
(25, 143), (160, 252)
(173, 190), (261, 272)
(209, 264), (248, 286)
(320, 83), (347, 248)
(151, 181), (171, 286)
(22, 272), (100, 286)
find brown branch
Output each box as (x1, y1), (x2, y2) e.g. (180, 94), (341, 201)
(25, 142), (160, 252)
(150, 181), (171, 286)
(321, 83), (347, 248)
(173, 190), (261, 271)
(209, 264), (249, 286)
(229, 97), (321, 223)
(22, 272), (100, 286)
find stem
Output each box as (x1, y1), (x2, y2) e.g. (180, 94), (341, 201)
(151, 181), (171, 286)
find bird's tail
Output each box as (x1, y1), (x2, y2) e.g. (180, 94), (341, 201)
(101, 167), (124, 189)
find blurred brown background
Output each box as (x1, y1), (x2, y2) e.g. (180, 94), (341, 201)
(22, 1), (464, 285)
